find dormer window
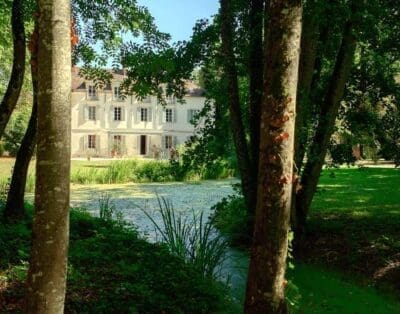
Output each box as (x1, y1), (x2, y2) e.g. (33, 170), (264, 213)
(88, 85), (97, 100)
(142, 96), (151, 103)
(166, 96), (176, 104)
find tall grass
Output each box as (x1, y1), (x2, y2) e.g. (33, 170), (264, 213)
(140, 196), (228, 280)
(70, 159), (236, 184)
(71, 160), (138, 184)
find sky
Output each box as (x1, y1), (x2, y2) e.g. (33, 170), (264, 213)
(137, 0), (219, 42)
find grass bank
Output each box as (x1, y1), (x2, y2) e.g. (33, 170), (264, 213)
(212, 167), (400, 304)
(0, 205), (234, 313)
(0, 158), (236, 192)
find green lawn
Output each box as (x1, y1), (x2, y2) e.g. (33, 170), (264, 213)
(312, 167), (400, 215)
(303, 167), (400, 297)
(289, 264), (400, 313)
(221, 167), (400, 313)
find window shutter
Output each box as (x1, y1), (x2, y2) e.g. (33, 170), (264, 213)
(161, 136), (166, 150)
(173, 109), (177, 123)
(162, 109), (166, 123)
(84, 106), (89, 120)
(80, 136), (84, 151)
(174, 136), (178, 147)
(122, 135), (126, 154)
(96, 135), (100, 153)
(148, 108), (152, 122)
(84, 135), (88, 150)
(110, 105), (114, 121)
(96, 105), (101, 120)
(121, 107), (125, 121)
(136, 135), (141, 154)
(136, 107), (141, 123)
(187, 110), (191, 123)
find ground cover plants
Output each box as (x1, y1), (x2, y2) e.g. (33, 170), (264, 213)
(0, 204), (234, 313)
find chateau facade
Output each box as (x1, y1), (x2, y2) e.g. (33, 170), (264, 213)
(71, 68), (205, 158)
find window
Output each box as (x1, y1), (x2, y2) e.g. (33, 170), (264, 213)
(114, 86), (122, 100)
(187, 109), (199, 123)
(164, 135), (173, 149)
(88, 85), (97, 99)
(112, 135), (122, 155)
(166, 96), (176, 104)
(114, 107), (122, 121)
(165, 108), (173, 123)
(88, 135), (96, 149)
(142, 96), (151, 103)
(88, 106), (96, 120)
(141, 108), (148, 122)
(113, 135), (122, 144)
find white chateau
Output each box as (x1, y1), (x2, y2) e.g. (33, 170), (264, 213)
(71, 68), (205, 158)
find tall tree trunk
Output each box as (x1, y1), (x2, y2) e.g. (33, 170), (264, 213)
(294, 4), (320, 171)
(248, 0), (264, 173)
(24, 0), (71, 312)
(0, 0), (26, 138)
(245, 0), (302, 312)
(290, 2), (320, 232)
(3, 24), (39, 222)
(295, 17), (357, 234)
(220, 0), (257, 219)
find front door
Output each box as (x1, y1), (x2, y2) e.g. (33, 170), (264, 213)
(140, 135), (146, 155)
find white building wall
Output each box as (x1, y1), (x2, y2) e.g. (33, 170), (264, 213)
(71, 79), (205, 158)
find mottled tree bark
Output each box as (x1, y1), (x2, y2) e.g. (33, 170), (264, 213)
(295, 18), (357, 233)
(0, 0), (25, 138)
(3, 45), (38, 221)
(220, 0), (257, 219)
(24, 0), (71, 312)
(245, 0), (302, 313)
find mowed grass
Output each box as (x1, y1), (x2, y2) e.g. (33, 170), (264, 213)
(228, 167), (400, 313)
(303, 167), (400, 295)
(312, 167), (400, 215)
(288, 263), (400, 313)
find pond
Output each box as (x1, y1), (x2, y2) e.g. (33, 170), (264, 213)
(69, 180), (237, 238)
(69, 179), (249, 302)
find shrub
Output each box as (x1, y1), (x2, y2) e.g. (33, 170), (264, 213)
(210, 193), (250, 247)
(133, 160), (174, 182)
(328, 142), (356, 167)
(201, 159), (236, 180)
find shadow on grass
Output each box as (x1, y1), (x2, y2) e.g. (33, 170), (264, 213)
(301, 213), (400, 294)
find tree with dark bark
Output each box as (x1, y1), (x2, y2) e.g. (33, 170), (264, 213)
(0, 0), (25, 139)
(220, 0), (257, 225)
(3, 21), (38, 221)
(24, 0), (72, 311)
(293, 3), (358, 239)
(245, 0), (302, 312)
